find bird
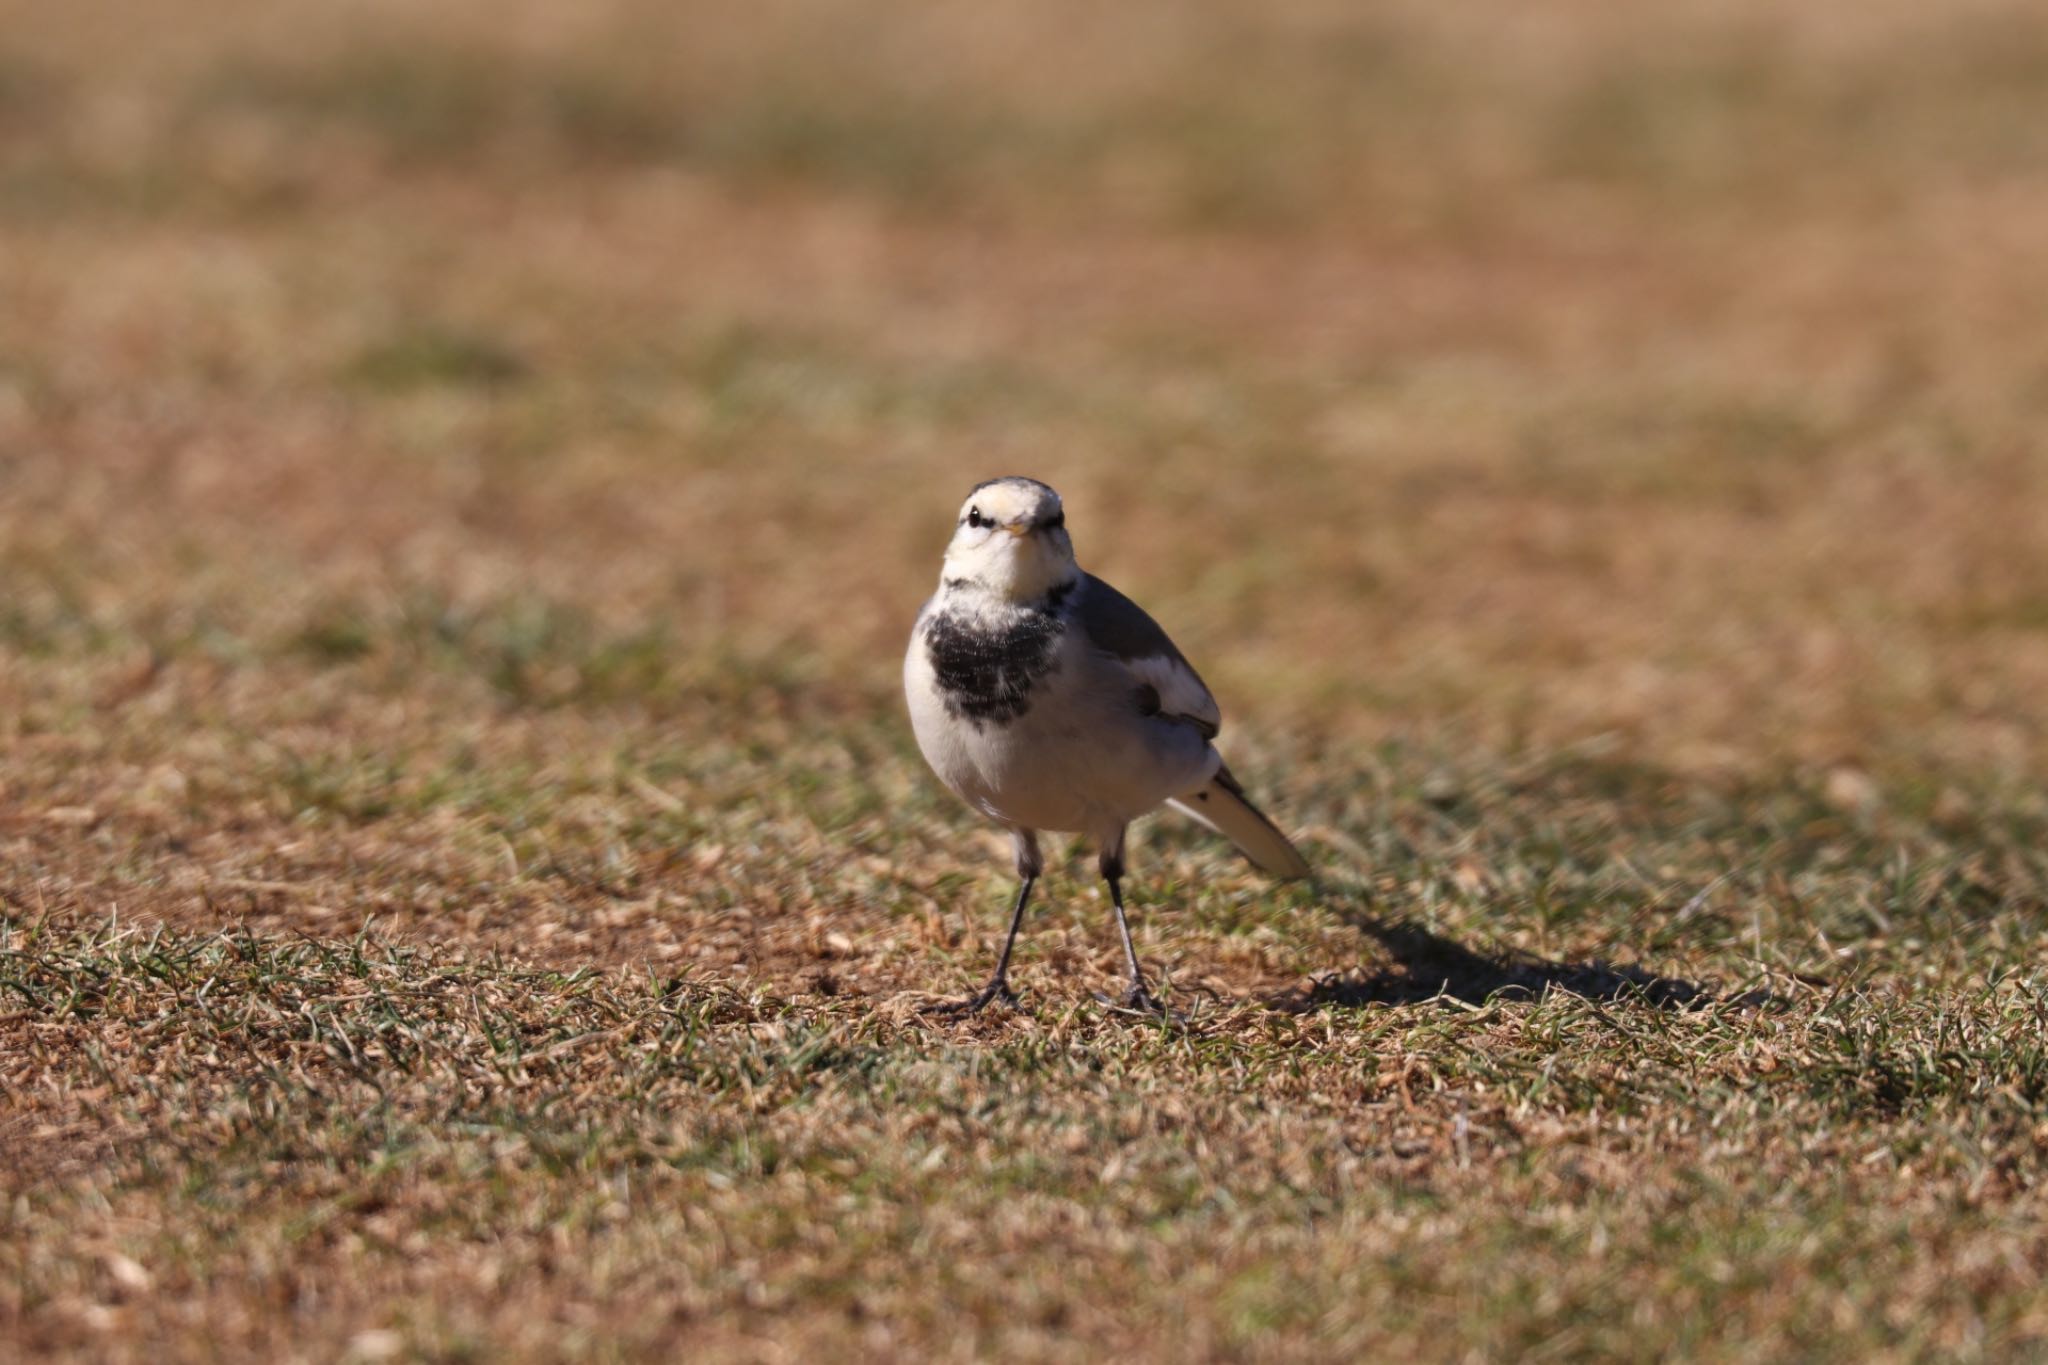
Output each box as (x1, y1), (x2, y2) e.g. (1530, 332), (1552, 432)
(903, 476), (1311, 1015)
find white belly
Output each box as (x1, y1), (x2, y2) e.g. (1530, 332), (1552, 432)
(904, 624), (1217, 838)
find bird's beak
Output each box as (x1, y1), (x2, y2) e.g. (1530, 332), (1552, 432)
(1003, 522), (1032, 538)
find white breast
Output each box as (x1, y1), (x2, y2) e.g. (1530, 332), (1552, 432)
(904, 612), (1218, 838)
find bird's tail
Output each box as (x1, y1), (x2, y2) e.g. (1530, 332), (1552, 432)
(1168, 765), (1312, 880)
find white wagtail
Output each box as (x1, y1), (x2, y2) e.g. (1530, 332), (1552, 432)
(905, 476), (1311, 1014)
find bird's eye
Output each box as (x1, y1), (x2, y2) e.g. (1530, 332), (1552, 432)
(1046, 511), (1064, 530)
(967, 507), (984, 529)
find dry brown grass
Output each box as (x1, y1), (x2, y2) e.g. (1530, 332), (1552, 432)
(7, 0), (2048, 1359)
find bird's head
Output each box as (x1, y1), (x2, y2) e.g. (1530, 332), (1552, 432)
(939, 476), (1078, 601)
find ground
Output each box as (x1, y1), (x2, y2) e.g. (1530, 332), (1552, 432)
(6, 0), (2048, 1359)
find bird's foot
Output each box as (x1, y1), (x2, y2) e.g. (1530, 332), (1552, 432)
(1093, 984), (1176, 1019)
(921, 978), (1020, 1018)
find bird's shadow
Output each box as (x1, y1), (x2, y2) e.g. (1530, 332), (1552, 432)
(1264, 894), (1772, 1013)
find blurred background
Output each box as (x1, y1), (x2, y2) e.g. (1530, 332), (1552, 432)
(7, 0), (2048, 876)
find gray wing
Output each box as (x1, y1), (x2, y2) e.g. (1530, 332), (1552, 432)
(1074, 573), (1222, 739)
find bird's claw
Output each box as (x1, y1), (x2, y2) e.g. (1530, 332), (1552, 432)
(921, 979), (1020, 1018)
(1093, 985), (1176, 1019)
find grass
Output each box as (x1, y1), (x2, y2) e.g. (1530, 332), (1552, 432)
(8, 0), (2048, 1358)
(8, 887), (2048, 1359)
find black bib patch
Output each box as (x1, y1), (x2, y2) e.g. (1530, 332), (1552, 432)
(924, 587), (1071, 726)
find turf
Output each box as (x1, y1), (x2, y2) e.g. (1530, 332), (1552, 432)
(7, 0), (2048, 1359)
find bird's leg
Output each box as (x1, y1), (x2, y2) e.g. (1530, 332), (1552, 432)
(1096, 832), (1166, 1015)
(925, 830), (1039, 1016)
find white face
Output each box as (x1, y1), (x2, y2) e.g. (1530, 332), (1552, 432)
(940, 477), (1079, 600)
